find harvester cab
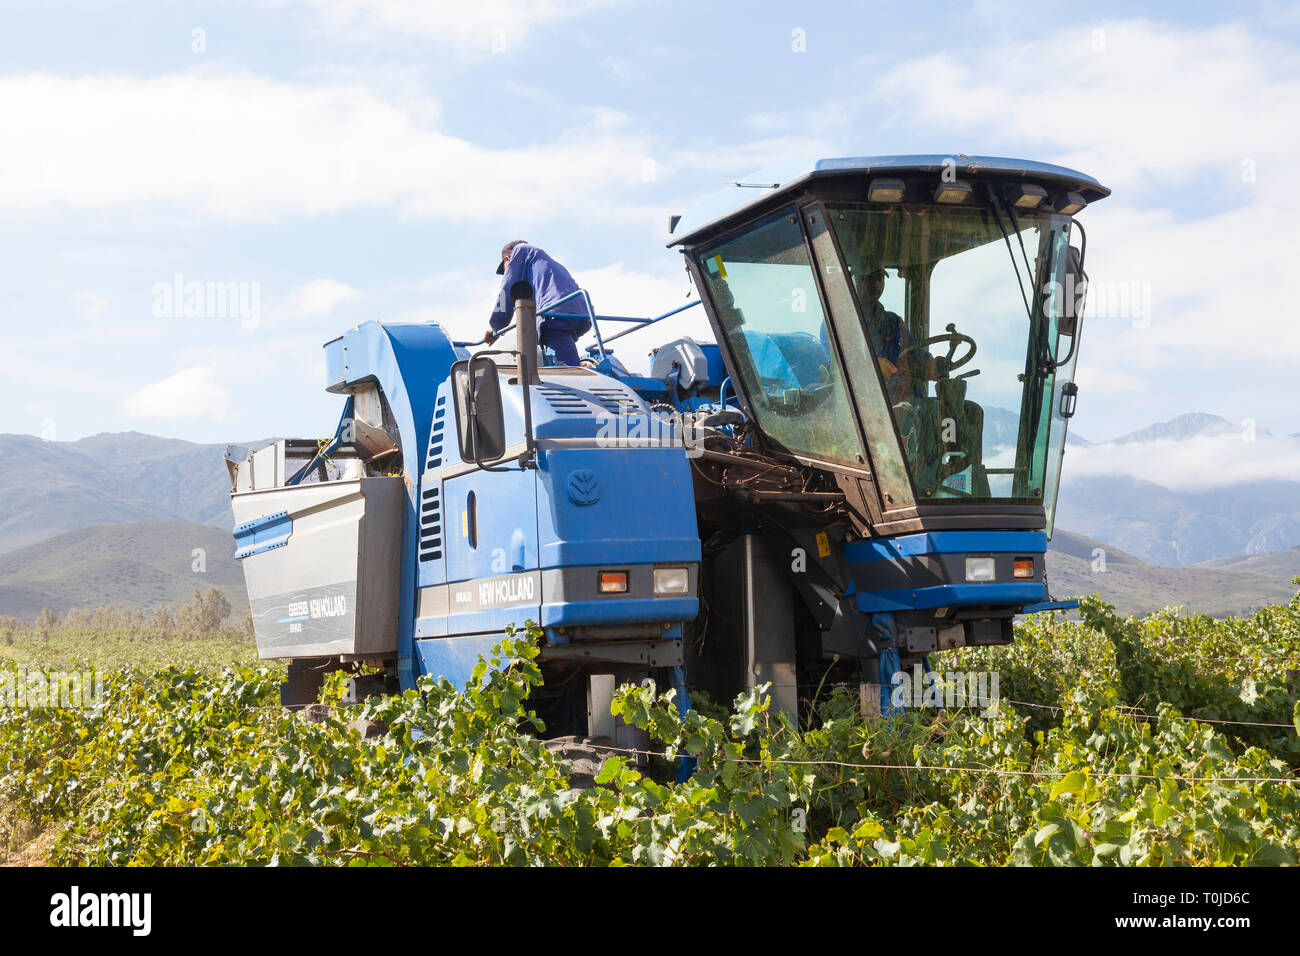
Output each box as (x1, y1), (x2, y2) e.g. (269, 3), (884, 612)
(661, 156), (1107, 714)
(226, 154), (1108, 734)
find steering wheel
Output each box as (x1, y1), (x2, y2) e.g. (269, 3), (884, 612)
(898, 323), (976, 377)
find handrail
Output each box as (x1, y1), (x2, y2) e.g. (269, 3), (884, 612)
(538, 288), (605, 357)
(601, 300), (701, 346)
(460, 289), (704, 362)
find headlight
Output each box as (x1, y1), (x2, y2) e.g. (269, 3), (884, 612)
(653, 567), (690, 595)
(965, 557), (996, 582)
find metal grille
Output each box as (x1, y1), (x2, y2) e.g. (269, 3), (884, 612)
(588, 386), (642, 415)
(418, 486), (442, 562)
(538, 383), (641, 416)
(425, 396), (447, 471)
(537, 384), (590, 414)
(419, 395), (447, 563)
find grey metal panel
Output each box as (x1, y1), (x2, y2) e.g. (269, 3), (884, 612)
(587, 674), (616, 740)
(447, 570), (543, 614)
(417, 585), (450, 618)
(416, 562), (698, 618)
(541, 563), (697, 604)
(232, 477), (403, 659)
(851, 552), (1043, 592)
(740, 534), (798, 719)
(544, 640), (683, 667)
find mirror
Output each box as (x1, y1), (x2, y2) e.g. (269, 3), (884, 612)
(1060, 244), (1087, 338)
(451, 359), (506, 464)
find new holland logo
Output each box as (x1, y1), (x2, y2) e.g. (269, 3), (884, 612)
(566, 469), (600, 505)
(479, 575), (536, 607)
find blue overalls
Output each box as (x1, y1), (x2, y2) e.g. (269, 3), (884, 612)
(489, 244), (591, 366)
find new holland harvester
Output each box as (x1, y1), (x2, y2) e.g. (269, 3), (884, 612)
(226, 155), (1108, 740)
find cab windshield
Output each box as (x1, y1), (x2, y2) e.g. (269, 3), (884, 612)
(697, 210), (867, 467)
(827, 203), (1073, 508)
(695, 201), (1077, 522)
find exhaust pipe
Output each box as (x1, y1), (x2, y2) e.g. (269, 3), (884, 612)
(514, 297), (540, 387)
(513, 297), (538, 468)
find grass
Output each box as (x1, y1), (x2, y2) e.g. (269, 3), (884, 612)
(0, 627), (263, 866)
(0, 799), (59, 867)
(0, 628), (261, 672)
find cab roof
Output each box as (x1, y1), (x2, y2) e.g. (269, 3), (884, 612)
(667, 154), (1110, 248)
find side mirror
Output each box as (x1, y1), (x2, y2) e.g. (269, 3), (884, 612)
(1060, 244), (1087, 338)
(452, 359), (507, 465)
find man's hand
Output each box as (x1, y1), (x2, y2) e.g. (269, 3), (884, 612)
(483, 328), (497, 344)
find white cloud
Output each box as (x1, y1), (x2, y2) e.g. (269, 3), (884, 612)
(122, 366), (231, 421)
(0, 72), (661, 226)
(601, 57), (641, 81)
(289, 0), (615, 50)
(8, 347), (121, 394)
(1067, 433), (1300, 490)
(579, 262), (696, 318)
(1072, 363), (1147, 395)
(577, 262), (709, 370)
(73, 292), (108, 321)
(847, 19), (1300, 432)
(120, 344), (297, 423)
(274, 279), (360, 322)
(873, 20), (1300, 190)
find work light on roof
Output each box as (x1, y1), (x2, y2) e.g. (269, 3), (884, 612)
(933, 180), (972, 204)
(867, 178), (906, 203)
(1056, 191), (1087, 216)
(1012, 184), (1048, 209)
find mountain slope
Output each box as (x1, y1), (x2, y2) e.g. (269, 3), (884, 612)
(1053, 412), (1300, 565)
(0, 431), (245, 553)
(1045, 530), (1298, 617)
(1109, 412), (1243, 444)
(0, 521), (247, 619)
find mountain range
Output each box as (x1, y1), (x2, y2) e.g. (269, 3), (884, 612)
(0, 521), (247, 620)
(1055, 413), (1300, 565)
(0, 431), (238, 555)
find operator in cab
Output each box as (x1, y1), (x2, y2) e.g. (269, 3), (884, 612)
(856, 265), (934, 402)
(484, 240), (592, 366)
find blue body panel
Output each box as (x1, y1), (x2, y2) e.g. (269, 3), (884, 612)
(1023, 599), (1081, 614)
(443, 462), (541, 636)
(844, 531), (1047, 563)
(845, 530), (1050, 613)
(412, 364), (701, 674)
(535, 446), (700, 569)
(699, 343), (727, 387)
(855, 582), (1049, 614)
(415, 634), (502, 691)
(233, 511), (292, 559)
(325, 321), (457, 691)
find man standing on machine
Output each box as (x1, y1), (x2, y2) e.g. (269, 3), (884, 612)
(485, 240), (592, 366)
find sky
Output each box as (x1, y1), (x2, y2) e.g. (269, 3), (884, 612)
(2, 0), (1299, 472)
